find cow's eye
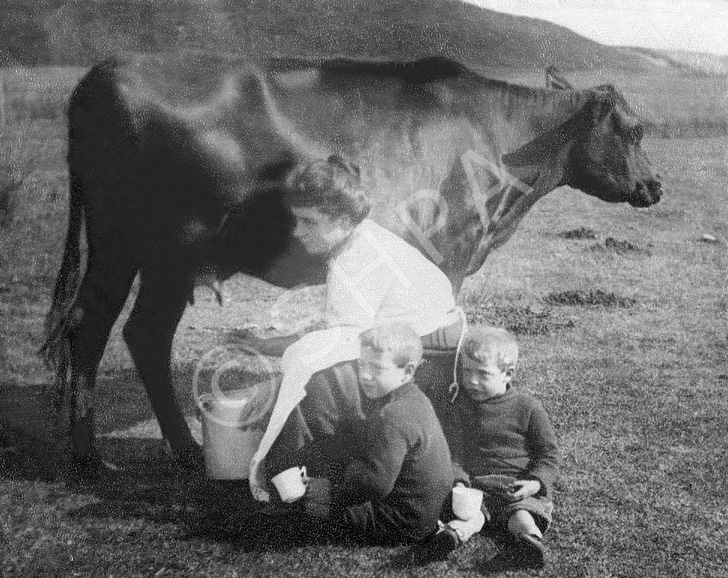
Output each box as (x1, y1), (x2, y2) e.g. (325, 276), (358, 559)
(628, 125), (644, 145)
(620, 121), (643, 145)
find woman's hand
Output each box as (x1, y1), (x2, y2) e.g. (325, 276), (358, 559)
(230, 327), (264, 348)
(236, 385), (275, 427)
(249, 456), (271, 503)
(507, 479), (541, 501)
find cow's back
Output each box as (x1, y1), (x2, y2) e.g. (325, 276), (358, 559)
(68, 57), (263, 258)
(65, 55), (518, 284)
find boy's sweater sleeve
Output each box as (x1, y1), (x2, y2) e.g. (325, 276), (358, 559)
(332, 411), (408, 507)
(446, 402), (471, 486)
(527, 400), (560, 497)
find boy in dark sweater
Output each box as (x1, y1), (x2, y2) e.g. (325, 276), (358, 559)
(301, 323), (454, 545)
(436, 327), (560, 569)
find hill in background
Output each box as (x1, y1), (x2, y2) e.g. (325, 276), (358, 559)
(661, 50), (728, 76)
(0, 0), (719, 75)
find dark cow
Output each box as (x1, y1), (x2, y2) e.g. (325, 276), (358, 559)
(41, 55), (661, 475)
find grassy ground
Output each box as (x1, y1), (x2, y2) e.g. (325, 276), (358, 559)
(1, 120), (727, 577)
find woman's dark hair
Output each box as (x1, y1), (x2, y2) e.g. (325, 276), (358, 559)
(285, 155), (371, 224)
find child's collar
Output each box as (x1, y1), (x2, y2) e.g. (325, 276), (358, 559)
(375, 380), (417, 404)
(471, 384), (514, 404)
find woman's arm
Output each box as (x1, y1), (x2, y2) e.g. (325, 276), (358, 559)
(230, 327), (313, 357)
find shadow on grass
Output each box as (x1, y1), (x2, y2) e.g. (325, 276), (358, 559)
(63, 453), (373, 555)
(3, 420), (507, 575)
(0, 360), (267, 471)
(70, 466), (306, 549)
(0, 383), (351, 555)
(3, 367), (503, 567)
(1, 432), (326, 552)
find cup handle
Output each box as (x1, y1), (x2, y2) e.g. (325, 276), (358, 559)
(301, 466), (307, 479)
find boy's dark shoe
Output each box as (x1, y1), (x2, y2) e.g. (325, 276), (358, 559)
(412, 525), (461, 564)
(483, 534), (545, 571)
(519, 533), (546, 568)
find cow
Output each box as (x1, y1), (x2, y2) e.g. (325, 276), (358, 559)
(41, 55), (662, 477)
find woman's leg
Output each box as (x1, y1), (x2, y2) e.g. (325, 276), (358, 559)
(266, 360), (362, 480)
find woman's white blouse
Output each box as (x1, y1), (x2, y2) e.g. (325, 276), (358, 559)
(324, 219), (456, 336)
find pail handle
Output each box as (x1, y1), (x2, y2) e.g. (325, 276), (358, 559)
(196, 383), (276, 429)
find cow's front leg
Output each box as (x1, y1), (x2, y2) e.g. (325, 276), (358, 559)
(123, 267), (204, 474)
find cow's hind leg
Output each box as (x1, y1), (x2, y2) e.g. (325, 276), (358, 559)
(122, 267), (203, 473)
(63, 257), (138, 477)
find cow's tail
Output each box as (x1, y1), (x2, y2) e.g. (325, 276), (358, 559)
(39, 169), (84, 408)
(40, 59), (130, 407)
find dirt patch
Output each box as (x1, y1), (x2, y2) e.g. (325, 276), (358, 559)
(543, 289), (637, 308)
(590, 237), (651, 255)
(557, 227), (598, 240)
(466, 304), (575, 335)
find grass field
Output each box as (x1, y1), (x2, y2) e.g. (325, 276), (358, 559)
(1, 103), (726, 577)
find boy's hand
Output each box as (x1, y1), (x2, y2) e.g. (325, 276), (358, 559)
(304, 477), (331, 502)
(303, 477), (332, 519)
(507, 479), (541, 501)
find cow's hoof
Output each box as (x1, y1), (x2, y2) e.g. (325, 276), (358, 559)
(63, 451), (116, 484)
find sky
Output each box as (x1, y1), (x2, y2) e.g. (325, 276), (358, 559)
(466, 0), (728, 55)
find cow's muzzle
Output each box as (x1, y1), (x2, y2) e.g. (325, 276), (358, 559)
(629, 179), (663, 207)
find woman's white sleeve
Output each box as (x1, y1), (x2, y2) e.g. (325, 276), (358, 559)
(324, 259), (391, 329)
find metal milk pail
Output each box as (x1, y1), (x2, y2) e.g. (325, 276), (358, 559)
(197, 387), (270, 479)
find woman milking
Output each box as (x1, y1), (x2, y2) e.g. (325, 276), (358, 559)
(240, 155), (463, 502)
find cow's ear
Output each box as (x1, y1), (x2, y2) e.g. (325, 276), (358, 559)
(545, 66), (573, 90)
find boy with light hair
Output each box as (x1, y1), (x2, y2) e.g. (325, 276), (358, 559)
(433, 326), (560, 570)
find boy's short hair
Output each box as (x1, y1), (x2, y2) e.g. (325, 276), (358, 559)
(462, 327), (519, 372)
(359, 323), (423, 368)
(285, 155), (372, 224)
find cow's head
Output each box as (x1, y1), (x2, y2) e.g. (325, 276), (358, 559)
(564, 85), (662, 207)
(212, 178), (329, 288)
(503, 79), (662, 208)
